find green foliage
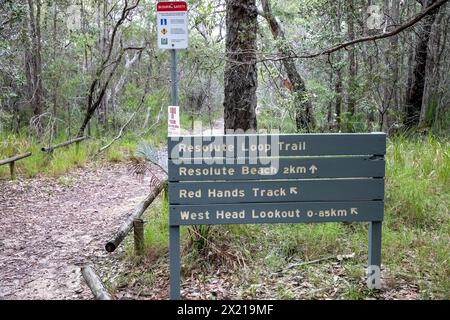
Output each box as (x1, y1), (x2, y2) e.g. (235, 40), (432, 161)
(340, 112), (369, 133)
(142, 196), (170, 257)
(0, 132), (136, 178)
(385, 134), (449, 228)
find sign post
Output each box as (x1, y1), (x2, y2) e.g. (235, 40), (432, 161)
(168, 133), (386, 299)
(157, 1), (189, 300)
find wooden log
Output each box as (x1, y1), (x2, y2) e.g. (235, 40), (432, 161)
(81, 265), (113, 300)
(0, 152), (32, 166)
(105, 179), (166, 252)
(133, 219), (145, 256)
(41, 136), (88, 153)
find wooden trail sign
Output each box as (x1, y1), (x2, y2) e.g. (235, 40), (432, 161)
(168, 133), (386, 300)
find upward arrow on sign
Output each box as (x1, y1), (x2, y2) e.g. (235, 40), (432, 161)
(309, 165), (318, 174)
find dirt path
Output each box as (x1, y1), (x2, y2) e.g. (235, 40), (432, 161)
(0, 163), (150, 300)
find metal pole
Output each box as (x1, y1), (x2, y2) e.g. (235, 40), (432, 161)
(169, 225), (181, 300)
(368, 221), (382, 289)
(169, 48), (180, 300)
(171, 49), (178, 106)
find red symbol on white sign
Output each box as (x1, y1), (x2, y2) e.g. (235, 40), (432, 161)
(168, 106), (180, 136)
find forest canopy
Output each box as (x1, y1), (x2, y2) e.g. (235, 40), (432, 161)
(0, 0), (448, 141)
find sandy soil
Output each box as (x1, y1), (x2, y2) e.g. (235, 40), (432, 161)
(0, 163), (150, 300)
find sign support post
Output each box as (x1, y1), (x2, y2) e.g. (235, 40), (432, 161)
(169, 224), (181, 300)
(368, 221), (382, 288)
(170, 49), (178, 106)
(157, 1), (188, 299)
(169, 48), (181, 300)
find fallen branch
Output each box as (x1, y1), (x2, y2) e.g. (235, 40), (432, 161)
(96, 111), (139, 155)
(96, 84), (148, 155)
(105, 178), (167, 252)
(82, 264), (113, 300)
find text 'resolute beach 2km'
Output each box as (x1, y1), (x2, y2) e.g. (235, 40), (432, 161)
(167, 133), (386, 300)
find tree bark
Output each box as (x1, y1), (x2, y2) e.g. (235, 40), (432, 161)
(224, 0), (258, 132)
(333, 2), (344, 130)
(419, 4), (446, 127)
(380, 0), (401, 131)
(26, 0), (44, 122)
(404, 0), (439, 128)
(81, 265), (113, 300)
(260, 0), (315, 132)
(346, 0), (357, 116)
(51, 1), (59, 135)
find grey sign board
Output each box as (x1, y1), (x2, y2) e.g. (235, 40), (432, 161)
(167, 133), (386, 300)
(169, 156), (385, 181)
(169, 179), (384, 204)
(170, 201), (384, 226)
(168, 133), (386, 159)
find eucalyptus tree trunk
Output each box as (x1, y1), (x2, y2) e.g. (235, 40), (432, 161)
(26, 0), (44, 120)
(419, 4), (446, 127)
(404, 0), (439, 128)
(333, 1), (344, 130)
(224, 0), (258, 132)
(51, 1), (59, 135)
(346, 0), (357, 116)
(381, 0), (400, 131)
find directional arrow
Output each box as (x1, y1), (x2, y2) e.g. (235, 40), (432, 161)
(309, 165), (318, 174)
(290, 187), (298, 195)
(351, 208), (358, 215)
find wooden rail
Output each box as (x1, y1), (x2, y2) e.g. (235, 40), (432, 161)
(105, 179), (167, 253)
(41, 136), (88, 153)
(0, 152), (32, 180)
(82, 264), (113, 300)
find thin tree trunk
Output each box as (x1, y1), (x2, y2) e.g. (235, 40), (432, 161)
(404, 0), (439, 128)
(333, 2), (343, 130)
(260, 0), (315, 132)
(27, 0), (45, 122)
(77, 0), (141, 137)
(346, 0), (357, 116)
(419, 5), (445, 126)
(52, 1), (59, 135)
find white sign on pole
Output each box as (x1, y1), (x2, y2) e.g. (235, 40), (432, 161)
(168, 106), (181, 136)
(157, 1), (189, 50)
